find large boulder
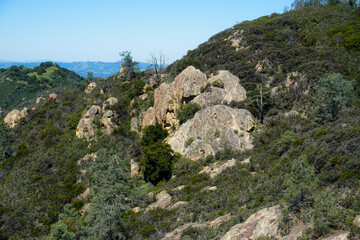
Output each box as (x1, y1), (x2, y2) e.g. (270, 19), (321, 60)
(167, 105), (254, 159)
(193, 70), (246, 105)
(76, 105), (100, 139)
(143, 66), (207, 128)
(221, 205), (282, 240)
(4, 108), (28, 128)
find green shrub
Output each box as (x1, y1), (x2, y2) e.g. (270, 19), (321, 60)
(176, 102), (201, 124)
(141, 122), (168, 146)
(141, 142), (177, 185)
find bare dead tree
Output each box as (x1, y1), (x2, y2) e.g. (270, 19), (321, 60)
(148, 50), (165, 84)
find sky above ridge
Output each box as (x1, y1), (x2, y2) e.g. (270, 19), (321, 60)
(0, 0), (294, 64)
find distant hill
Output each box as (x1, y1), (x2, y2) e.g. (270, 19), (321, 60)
(0, 61), (150, 78)
(0, 62), (86, 112)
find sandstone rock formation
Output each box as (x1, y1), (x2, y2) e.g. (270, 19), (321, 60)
(199, 158), (236, 178)
(193, 70), (246, 105)
(221, 205), (282, 240)
(146, 190), (172, 212)
(4, 108), (28, 128)
(144, 66), (207, 128)
(167, 105), (254, 159)
(76, 105), (100, 139)
(85, 82), (97, 93)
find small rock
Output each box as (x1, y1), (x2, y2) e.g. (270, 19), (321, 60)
(36, 97), (45, 104)
(77, 188), (90, 200)
(203, 186), (218, 191)
(146, 190), (172, 212)
(132, 207), (142, 213)
(85, 82), (97, 93)
(130, 159), (140, 177)
(48, 93), (57, 101)
(170, 201), (188, 210)
(172, 185), (185, 191)
(200, 159), (236, 178)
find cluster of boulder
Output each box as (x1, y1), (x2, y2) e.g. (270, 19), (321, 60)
(76, 97), (119, 140)
(131, 66), (255, 159)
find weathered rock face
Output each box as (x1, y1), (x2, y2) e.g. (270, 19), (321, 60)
(193, 71), (246, 106)
(146, 190), (172, 212)
(4, 108), (28, 128)
(221, 205), (282, 240)
(167, 105), (254, 159)
(85, 82), (97, 93)
(141, 107), (156, 127)
(76, 105), (100, 139)
(145, 66), (207, 128)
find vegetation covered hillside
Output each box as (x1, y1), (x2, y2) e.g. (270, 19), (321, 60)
(0, 62), (86, 113)
(0, 2), (360, 240)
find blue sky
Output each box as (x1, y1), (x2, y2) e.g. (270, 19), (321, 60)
(0, 0), (294, 63)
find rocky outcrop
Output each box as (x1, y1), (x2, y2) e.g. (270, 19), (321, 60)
(143, 66), (207, 128)
(130, 159), (140, 177)
(193, 71), (246, 105)
(221, 205), (282, 240)
(101, 110), (116, 135)
(85, 82), (97, 93)
(76, 105), (100, 139)
(200, 158), (236, 178)
(162, 214), (232, 240)
(167, 105), (254, 159)
(4, 108), (28, 128)
(102, 97), (118, 111)
(146, 190), (172, 212)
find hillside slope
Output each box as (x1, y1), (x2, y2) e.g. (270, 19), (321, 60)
(0, 4), (360, 240)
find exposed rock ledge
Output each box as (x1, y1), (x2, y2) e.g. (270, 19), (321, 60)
(221, 205), (282, 240)
(167, 105), (254, 159)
